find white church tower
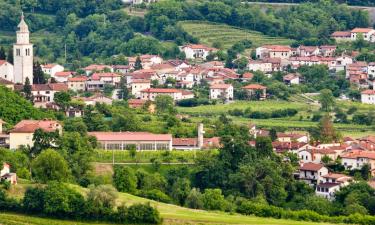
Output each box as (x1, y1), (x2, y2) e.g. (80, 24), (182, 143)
(13, 12), (33, 85)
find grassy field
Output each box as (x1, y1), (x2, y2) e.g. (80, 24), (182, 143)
(2, 183), (337, 225)
(178, 21), (294, 49)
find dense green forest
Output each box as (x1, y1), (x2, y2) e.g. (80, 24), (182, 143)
(247, 0), (375, 6)
(0, 0), (370, 65)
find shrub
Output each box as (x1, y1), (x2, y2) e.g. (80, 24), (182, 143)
(23, 186), (45, 213)
(126, 203), (162, 224)
(202, 189), (227, 211)
(139, 189), (172, 203)
(43, 182), (85, 218)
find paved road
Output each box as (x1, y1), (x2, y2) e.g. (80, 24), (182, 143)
(245, 1), (375, 25)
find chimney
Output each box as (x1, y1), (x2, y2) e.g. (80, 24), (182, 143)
(198, 123), (205, 149)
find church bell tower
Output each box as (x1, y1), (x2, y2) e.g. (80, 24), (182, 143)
(13, 12), (33, 85)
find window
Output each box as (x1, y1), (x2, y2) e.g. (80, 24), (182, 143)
(16, 49), (20, 56)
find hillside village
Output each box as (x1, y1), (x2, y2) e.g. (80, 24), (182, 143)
(2, 0), (375, 225)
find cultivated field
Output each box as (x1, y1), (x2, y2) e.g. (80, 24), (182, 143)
(178, 21), (294, 49)
(177, 100), (375, 137)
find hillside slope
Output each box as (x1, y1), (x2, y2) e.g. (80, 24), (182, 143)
(0, 86), (53, 126)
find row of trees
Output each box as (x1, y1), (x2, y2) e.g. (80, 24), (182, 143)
(1, 182), (161, 224)
(145, 0), (368, 44)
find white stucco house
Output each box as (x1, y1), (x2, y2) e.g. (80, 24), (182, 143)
(361, 89), (375, 104)
(41, 64), (64, 77)
(299, 162), (328, 185)
(0, 60), (14, 82)
(209, 84), (233, 101)
(181, 44), (217, 60)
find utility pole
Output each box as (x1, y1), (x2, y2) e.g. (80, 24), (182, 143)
(64, 43), (67, 63)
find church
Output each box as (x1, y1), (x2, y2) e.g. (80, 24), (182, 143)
(0, 13), (33, 85)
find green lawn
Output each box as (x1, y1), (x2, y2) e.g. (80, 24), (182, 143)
(1, 183), (338, 225)
(179, 20), (294, 49)
(0, 213), (112, 225)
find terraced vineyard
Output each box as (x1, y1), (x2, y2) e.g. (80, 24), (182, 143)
(179, 21), (294, 49)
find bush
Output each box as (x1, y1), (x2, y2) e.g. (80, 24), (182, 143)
(23, 186), (45, 213)
(126, 203), (162, 224)
(202, 189), (227, 211)
(139, 189), (172, 203)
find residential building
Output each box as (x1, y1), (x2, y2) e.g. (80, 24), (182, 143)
(181, 44), (217, 60)
(86, 80), (105, 91)
(140, 88), (193, 101)
(9, 119), (62, 149)
(299, 162), (328, 185)
(256, 45), (292, 59)
(84, 64), (113, 76)
(331, 31), (351, 42)
(316, 173), (353, 200)
(277, 133), (308, 143)
(54, 71), (74, 83)
(89, 131), (172, 150)
(113, 65), (132, 74)
(242, 84), (267, 100)
(67, 76), (87, 92)
(341, 150), (375, 171)
(361, 89), (375, 104)
(350, 28), (375, 42)
(0, 163), (17, 185)
(91, 72), (121, 86)
(209, 84), (233, 101)
(283, 73), (300, 85)
(131, 79), (151, 98)
(368, 62), (375, 79)
(30, 83), (68, 108)
(41, 64), (64, 77)
(319, 46), (337, 57)
(297, 46), (320, 57)
(13, 13), (33, 85)
(247, 60), (272, 73)
(0, 60), (14, 82)
(128, 55), (163, 69)
(0, 78), (15, 90)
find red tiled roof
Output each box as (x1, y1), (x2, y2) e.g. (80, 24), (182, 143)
(362, 89), (375, 95)
(92, 73), (120, 80)
(41, 64), (58, 69)
(55, 71), (73, 77)
(140, 88), (180, 93)
(210, 84), (232, 89)
(341, 150), (375, 160)
(242, 84), (266, 90)
(173, 138), (198, 146)
(351, 28), (374, 33)
(299, 162), (324, 171)
(183, 44), (217, 51)
(132, 79), (150, 83)
(32, 83), (68, 91)
(11, 120), (61, 133)
(0, 78), (14, 85)
(0, 60), (8, 66)
(263, 45), (291, 52)
(84, 64), (111, 71)
(242, 72), (254, 79)
(68, 76), (87, 82)
(89, 132), (172, 141)
(331, 31), (351, 37)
